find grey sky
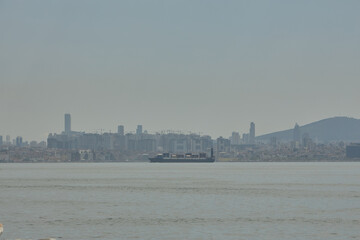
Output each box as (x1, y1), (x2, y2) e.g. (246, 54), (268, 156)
(1, 0), (360, 141)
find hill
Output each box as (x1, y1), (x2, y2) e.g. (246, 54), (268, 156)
(256, 117), (360, 143)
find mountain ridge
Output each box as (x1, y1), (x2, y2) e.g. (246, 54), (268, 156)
(256, 117), (360, 143)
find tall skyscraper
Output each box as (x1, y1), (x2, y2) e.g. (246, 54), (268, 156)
(6, 135), (10, 144)
(16, 136), (23, 147)
(293, 123), (301, 142)
(65, 113), (71, 134)
(136, 125), (143, 135)
(118, 125), (124, 135)
(249, 122), (255, 144)
(0, 135), (3, 146)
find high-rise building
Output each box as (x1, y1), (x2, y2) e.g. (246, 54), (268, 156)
(293, 123), (301, 143)
(0, 135), (3, 146)
(118, 125), (124, 135)
(249, 122), (255, 144)
(216, 137), (231, 154)
(6, 135), (10, 144)
(136, 125), (143, 135)
(16, 136), (23, 147)
(231, 132), (240, 145)
(65, 113), (71, 134)
(302, 133), (312, 149)
(242, 133), (249, 144)
(346, 143), (360, 158)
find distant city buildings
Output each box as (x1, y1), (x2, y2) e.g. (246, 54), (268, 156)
(249, 122), (255, 144)
(270, 136), (277, 148)
(302, 133), (314, 150)
(346, 143), (360, 158)
(64, 113), (71, 134)
(2, 114), (359, 162)
(293, 123), (301, 143)
(47, 115), (213, 154)
(231, 132), (240, 145)
(217, 137), (230, 155)
(16, 136), (23, 147)
(117, 125), (124, 135)
(48, 130), (213, 154)
(136, 125), (143, 135)
(242, 133), (249, 144)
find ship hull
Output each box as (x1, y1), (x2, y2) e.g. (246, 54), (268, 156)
(149, 157), (215, 163)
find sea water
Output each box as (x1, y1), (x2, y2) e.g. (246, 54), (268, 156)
(0, 162), (359, 240)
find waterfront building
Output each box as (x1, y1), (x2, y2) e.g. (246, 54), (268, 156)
(346, 143), (360, 158)
(174, 138), (187, 153)
(217, 137), (231, 154)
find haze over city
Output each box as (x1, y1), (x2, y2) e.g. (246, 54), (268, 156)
(1, 0), (360, 141)
(1, 2), (360, 240)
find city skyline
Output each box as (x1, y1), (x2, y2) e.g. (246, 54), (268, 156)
(51, 113), (259, 141)
(4, 112), (357, 163)
(1, 1), (360, 141)
(2, 112), (359, 163)
(2, 113), (360, 144)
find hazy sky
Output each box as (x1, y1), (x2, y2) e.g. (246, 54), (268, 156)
(1, 0), (360, 141)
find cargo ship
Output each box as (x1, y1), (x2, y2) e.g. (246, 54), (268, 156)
(149, 148), (215, 163)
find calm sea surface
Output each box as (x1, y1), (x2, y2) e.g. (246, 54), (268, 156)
(0, 162), (359, 240)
